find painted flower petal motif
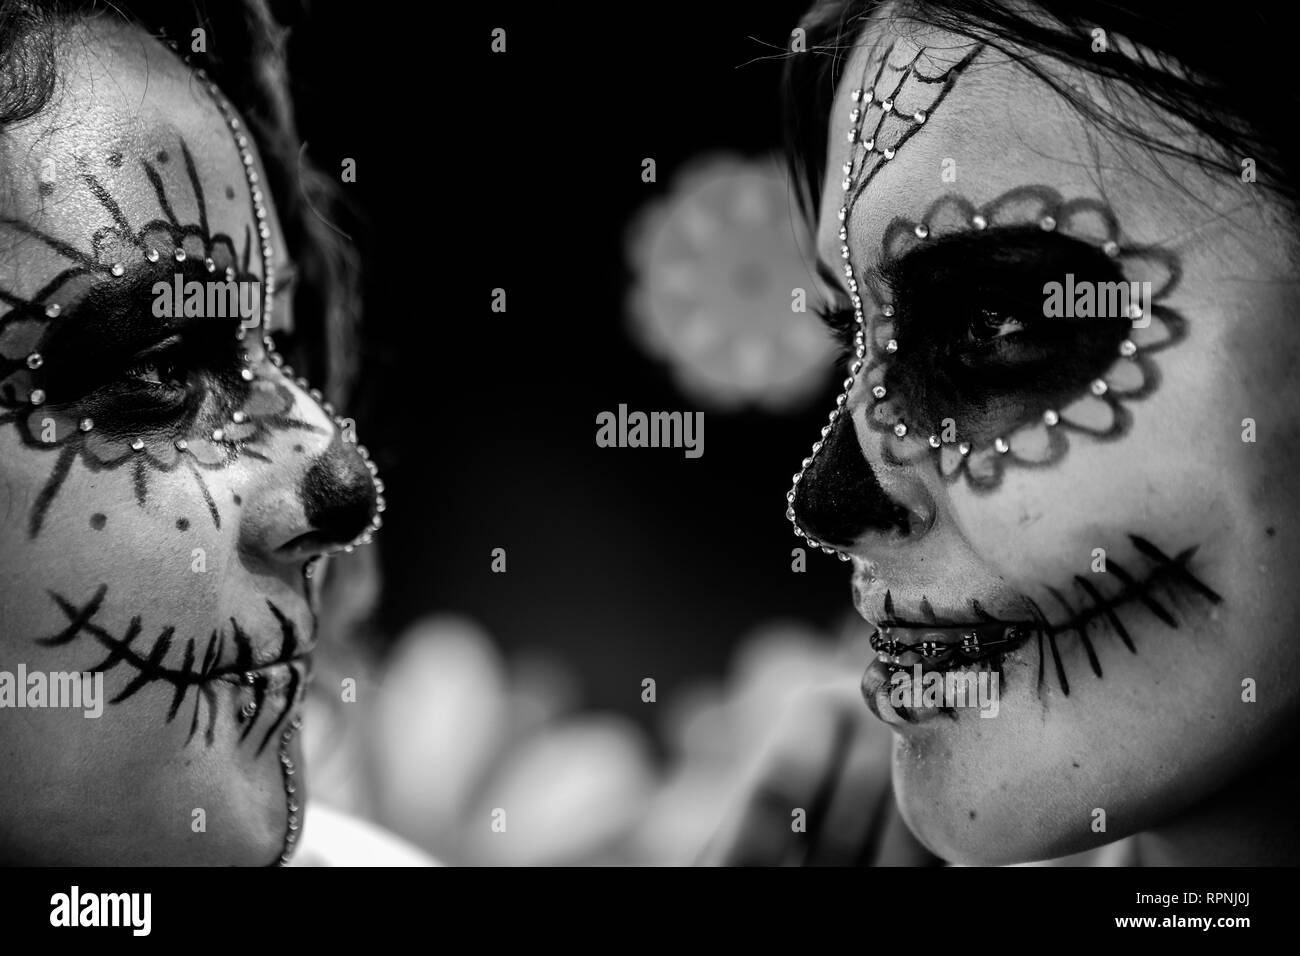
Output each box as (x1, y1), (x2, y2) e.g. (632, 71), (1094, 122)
(142, 436), (182, 469)
(626, 154), (836, 411)
(0, 317), (42, 360)
(855, 189), (1189, 491)
(242, 379), (291, 417)
(23, 405), (79, 446)
(85, 429), (132, 465)
(185, 436), (228, 467)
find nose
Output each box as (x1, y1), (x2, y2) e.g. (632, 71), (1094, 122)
(299, 433), (380, 549)
(242, 424), (382, 562)
(791, 412), (932, 549)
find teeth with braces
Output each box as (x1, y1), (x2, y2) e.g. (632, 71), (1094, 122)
(871, 625), (1031, 662)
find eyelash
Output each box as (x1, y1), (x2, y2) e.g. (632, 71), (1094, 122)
(121, 350), (189, 390)
(812, 300), (859, 355)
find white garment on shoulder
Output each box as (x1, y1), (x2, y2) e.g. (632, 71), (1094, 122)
(289, 802), (441, 867)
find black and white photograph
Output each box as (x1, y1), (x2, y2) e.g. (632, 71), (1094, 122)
(0, 0), (1288, 933)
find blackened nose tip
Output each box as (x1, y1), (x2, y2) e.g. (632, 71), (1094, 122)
(302, 436), (377, 545)
(792, 413), (912, 547)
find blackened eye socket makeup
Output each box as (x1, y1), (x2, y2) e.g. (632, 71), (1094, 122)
(819, 226), (1133, 445)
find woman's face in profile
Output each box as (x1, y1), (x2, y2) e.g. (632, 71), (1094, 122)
(0, 18), (376, 864)
(791, 11), (1300, 863)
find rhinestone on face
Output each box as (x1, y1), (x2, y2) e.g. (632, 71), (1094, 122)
(914, 110), (927, 123)
(110, 263), (125, 277)
(175, 439), (188, 451)
(881, 304), (895, 318)
(79, 418), (94, 432)
(958, 442), (972, 456)
(884, 339), (898, 353)
(212, 428), (225, 442)
(872, 385), (887, 399)
(927, 434), (941, 448)
(893, 422), (908, 438)
(29, 389), (45, 405)
(994, 437), (1010, 454)
(146, 248), (160, 263)
(1119, 339), (1137, 357)
(26, 352), (42, 370)
(1102, 240), (1121, 257)
(45, 303), (61, 318)
(131, 438), (145, 451)
(1039, 216), (1057, 231)
(971, 214), (987, 230)
(174, 248), (186, 262)
(914, 223), (930, 239)
(1090, 379), (1109, 396)
(882, 99), (893, 112)
(1043, 409), (1060, 426)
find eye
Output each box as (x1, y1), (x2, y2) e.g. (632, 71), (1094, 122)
(122, 352), (189, 389)
(967, 309), (1025, 346)
(873, 225), (1133, 443)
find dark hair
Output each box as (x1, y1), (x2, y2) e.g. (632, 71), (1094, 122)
(0, 0), (362, 406)
(783, 0), (1299, 231)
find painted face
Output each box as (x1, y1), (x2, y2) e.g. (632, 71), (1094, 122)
(789, 12), (1300, 864)
(0, 20), (380, 864)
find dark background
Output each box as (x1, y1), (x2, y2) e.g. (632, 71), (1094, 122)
(285, 1), (851, 730)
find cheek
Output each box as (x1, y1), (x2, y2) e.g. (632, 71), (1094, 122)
(0, 461), (233, 643)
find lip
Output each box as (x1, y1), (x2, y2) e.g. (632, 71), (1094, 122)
(215, 656), (310, 694)
(854, 578), (1036, 666)
(204, 601), (315, 686)
(855, 581), (1035, 727)
(862, 656), (917, 726)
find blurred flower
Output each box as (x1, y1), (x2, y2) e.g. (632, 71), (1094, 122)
(304, 614), (658, 866)
(631, 615), (879, 864)
(302, 605), (881, 866)
(626, 154), (836, 411)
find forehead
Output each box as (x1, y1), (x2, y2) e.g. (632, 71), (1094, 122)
(0, 17), (286, 297)
(813, 14), (1262, 296)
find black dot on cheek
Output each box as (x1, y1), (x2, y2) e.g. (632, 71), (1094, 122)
(233, 493), (242, 506)
(39, 181), (54, 196)
(968, 810), (976, 820)
(294, 444), (305, 453)
(176, 518), (190, 531)
(225, 185), (236, 200)
(90, 513), (107, 530)
(107, 151), (123, 168)
(1266, 526), (1276, 537)
(157, 150), (170, 163)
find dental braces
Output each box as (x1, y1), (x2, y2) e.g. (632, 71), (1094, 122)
(870, 625), (1031, 660)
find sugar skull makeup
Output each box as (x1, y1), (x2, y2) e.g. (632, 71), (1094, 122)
(778, 8), (1300, 866)
(0, 21), (384, 865)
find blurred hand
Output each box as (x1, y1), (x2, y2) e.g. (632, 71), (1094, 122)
(699, 680), (939, 866)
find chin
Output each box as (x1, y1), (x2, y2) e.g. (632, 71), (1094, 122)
(888, 728), (1102, 866)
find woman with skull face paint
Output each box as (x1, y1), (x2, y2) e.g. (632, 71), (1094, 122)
(708, 0), (1300, 866)
(0, 1), (409, 864)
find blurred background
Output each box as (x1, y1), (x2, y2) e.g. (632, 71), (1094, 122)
(282, 0), (881, 864)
